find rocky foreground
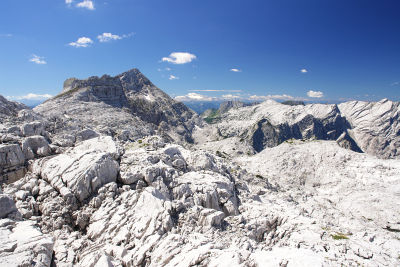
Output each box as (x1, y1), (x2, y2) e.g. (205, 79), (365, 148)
(1, 69), (400, 266)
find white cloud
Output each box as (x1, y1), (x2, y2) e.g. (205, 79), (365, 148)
(249, 94), (296, 101)
(169, 75), (179, 80)
(301, 68), (308, 73)
(222, 94), (240, 99)
(8, 93), (52, 101)
(69, 37), (93, 47)
(76, 0), (94, 10)
(162, 52), (196, 64)
(230, 68), (241, 72)
(189, 89), (242, 93)
(175, 92), (307, 102)
(307, 90), (324, 98)
(65, 0), (73, 4)
(29, 54), (47, 65)
(100, 32), (135, 43)
(175, 93), (215, 102)
(97, 32), (124, 42)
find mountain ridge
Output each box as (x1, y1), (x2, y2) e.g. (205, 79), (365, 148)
(1, 68), (400, 266)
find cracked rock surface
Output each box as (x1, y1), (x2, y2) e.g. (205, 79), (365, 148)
(1, 69), (400, 266)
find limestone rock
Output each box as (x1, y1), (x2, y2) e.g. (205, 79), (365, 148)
(22, 135), (51, 159)
(20, 121), (46, 137)
(32, 137), (120, 202)
(0, 194), (17, 218)
(0, 144), (25, 169)
(34, 68), (200, 144)
(338, 99), (400, 158)
(0, 220), (54, 267)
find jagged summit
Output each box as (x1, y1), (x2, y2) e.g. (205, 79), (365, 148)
(61, 68), (153, 96)
(35, 68), (199, 143)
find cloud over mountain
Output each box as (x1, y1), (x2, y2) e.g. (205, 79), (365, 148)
(307, 90), (324, 98)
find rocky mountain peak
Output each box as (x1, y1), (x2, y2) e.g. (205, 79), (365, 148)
(118, 68), (153, 92)
(60, 68), (152, 97)
(35, 68), (200, 143)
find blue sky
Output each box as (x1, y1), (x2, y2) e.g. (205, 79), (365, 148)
(1, 0), (400, 104)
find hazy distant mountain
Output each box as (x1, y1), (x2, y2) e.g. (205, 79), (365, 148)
(182, 101), (223, 114)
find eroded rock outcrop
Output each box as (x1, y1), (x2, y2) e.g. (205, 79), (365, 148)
(1, 69), (400, 266)
(35, 68), (200, 144)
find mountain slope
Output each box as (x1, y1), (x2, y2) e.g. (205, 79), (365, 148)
(338, 98), (400, 159)
(35, 68), (199, 143)
(195, 99), (399, 159)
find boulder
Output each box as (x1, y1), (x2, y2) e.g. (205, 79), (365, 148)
(33, 137), (120, 202)
(0, 194), (17, 218)
(20, 121), (45, 137)
(0, 220), (54, 267)
(0, 144), (25, 169)
(21, 135), (51, 159)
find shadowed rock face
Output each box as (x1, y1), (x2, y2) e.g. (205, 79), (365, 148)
(35, 68), (200, 143)
(201, 99), (400, 158)
(249, 111), (350, 152)
(0, 95), (27, 118)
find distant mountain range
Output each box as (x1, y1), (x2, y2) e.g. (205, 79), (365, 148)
(1, 68), (400, 266)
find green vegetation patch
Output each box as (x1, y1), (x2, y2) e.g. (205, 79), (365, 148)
(204, 109), (221, 124)
(331, 233), (349, 240)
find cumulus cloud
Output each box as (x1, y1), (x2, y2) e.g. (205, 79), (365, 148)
(162, 52), (196, 64)
(69, 37), (93, 47)
(8, 93), (52, 101)
(76, 0), (94, 10)
(301, 69), (308, 73)
(29, 55), (47, 65)
(175, 93), (215, 102)
(307, 90), (324, 98)
(222, 94), (241, 99)
(230, 68), (241, 72)
(169, 75), (179, 80)
(97, 32), (122, 42)
(65, 0), (73, 4)
(97, 32), (133, 42)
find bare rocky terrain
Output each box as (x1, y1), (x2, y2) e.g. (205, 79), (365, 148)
(1, 68), (399, 266)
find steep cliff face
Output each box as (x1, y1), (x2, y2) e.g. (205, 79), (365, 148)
(338, 99), (400, 159)
(199, 100), (355, 153)
(35, 68), (199, 143)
